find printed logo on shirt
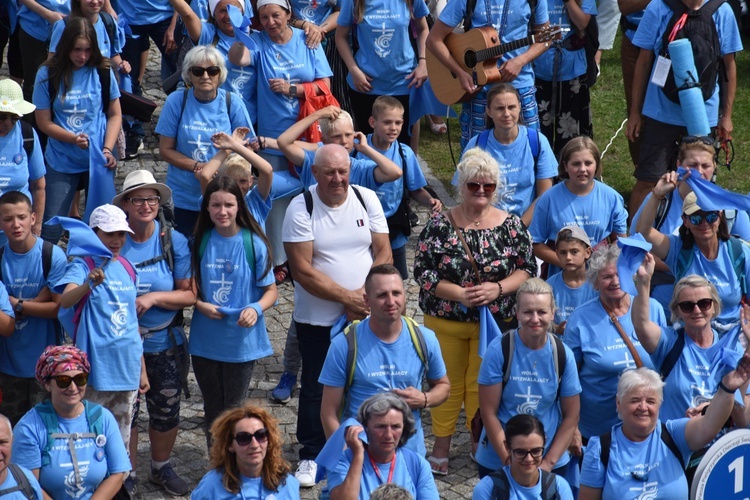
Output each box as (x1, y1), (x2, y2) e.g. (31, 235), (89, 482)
(187, 134), (210, 162)
(0, 177), (11, 189)
(137, 282), (152, 295)
(300, 0), (316, 19)
(630, 481), (658, 499)
(356, 219), (365, 227)
(62, 460), (90, 498)
(691, 381), (713, 408)
(373, 23), (395, 58)
(109, 301), (129, 336)
(612, 351), (638, 371)
(210, 273), (233, 304)
(63, 101), (87, 131)
(366, 363), (409, 378)
(514, 385), (543, 414)
(229, 67), (253, 92)
(15, 318), (28, 331)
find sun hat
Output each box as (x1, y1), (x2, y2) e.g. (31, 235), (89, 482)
(89, 204), (135, 234)
(0, 79), (35, 117)
(112, 170), (172, 208)
(682, 192), (703, 216)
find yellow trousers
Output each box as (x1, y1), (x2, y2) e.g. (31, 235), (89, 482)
(425, 315), (481, 438)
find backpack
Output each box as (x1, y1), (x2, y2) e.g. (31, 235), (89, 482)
(501, 330), (566, 398)
(0, 464), (35, 499)
(675, 235), (747, 297)
(303, 185), (367, 216)
(386, 142), (413, 242)
(659, 0), (726, 103)
(598, 422), (683, 471)
(19, 121), (35, 160)
(198, 228), (256, 272)
(133, 216), (176, 273)
(477, 127), (540, 175)
(0, 240), (54, 283)
(659, 327), (687, 381)
(489, 467), (559, 500)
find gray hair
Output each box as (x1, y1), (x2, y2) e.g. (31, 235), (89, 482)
(357, 393), (416, 448)
(370, 484), (413, 500)
(586, 244), (620, 285)
(181, 45), (228, 86)
(456, 148), (503, 204)
(616, 367), (665, 418)
(516, 277), (556, 315)
(0, 413), (11, 437)
(669, 275), (722, 324)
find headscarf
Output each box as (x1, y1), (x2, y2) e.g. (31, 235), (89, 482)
(35, 345), (91, 385)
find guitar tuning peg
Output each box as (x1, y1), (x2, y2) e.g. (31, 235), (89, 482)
(491, 36), (498, 43)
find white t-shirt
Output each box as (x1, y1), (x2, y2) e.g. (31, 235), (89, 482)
(282, 184), (388, 325)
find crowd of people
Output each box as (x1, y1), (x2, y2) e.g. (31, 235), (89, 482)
(0, 0), (749, 497)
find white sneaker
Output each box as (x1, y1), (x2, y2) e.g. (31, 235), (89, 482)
(295, 459), (317, 488)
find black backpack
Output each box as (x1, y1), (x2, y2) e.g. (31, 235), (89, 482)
(659, 0), (726, 103)
(489, 467), (560, 499)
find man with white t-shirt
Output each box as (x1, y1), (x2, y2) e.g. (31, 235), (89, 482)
(282, 144), (392, 487)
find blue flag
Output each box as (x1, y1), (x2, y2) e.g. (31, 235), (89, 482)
(45, 216), (112, 259)
(83, 137), (116, 223)
(228, 5), (258, 52)
(617, 234), (652, 296)
(409, 80), (457, 132)
(314, 418), (368, 483)
(479, 305), (502, 358)
(678, 167), (750, 211)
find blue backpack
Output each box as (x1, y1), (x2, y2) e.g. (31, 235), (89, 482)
(476, 127), (541, 177)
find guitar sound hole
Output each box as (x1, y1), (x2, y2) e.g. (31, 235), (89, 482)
(464, 51), (477, 69)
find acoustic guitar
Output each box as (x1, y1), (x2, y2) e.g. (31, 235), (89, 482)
(427, 25), (564, 105)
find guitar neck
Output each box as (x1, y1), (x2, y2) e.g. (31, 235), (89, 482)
(475, 34), (535, 63)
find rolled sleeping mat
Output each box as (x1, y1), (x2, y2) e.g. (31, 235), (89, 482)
(679, 87), (711, 136)
(669, 38), (700, 90)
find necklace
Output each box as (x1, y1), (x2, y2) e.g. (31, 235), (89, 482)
(460, 205), (489, 227)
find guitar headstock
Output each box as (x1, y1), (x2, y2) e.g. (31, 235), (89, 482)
(532, 25), (567, 43)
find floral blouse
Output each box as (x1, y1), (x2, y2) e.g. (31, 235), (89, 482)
(414, 211), (536, 323)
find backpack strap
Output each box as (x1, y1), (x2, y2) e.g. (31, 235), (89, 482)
(99, 11), (118, 49)
(477, 129), (491, 150)
(41, 240), (54, 281)
(241, 228), (256, 272)
(727, 236), (747, 297)
(0, 464), (35, 499)
(350, 185), (367, 210)
(654, 191), (674, 231)
(700, 0), (727, 17)
(463, 0), (478, 31)
(550, 333), (566, 399)
(72, 257), (97, 344)
(306, 187), (367, 217)
(134, 220), (175, 272)
(115, 255), (137, 284)
(659, 327), (686, 381)
(489, 467), (511, 499)
(20, 120), (35, 160)
(501, 331), (514, 386)
(177, 87), (190, 131)
(96, 66), (110, 116)
(540, 470), (558, 500)
(598, 430), (612, 468)
(527, 127), (540, 178)
(675, 239), (695, 284)
(404, 316), (429, 373)
(660, 422), (685, 467)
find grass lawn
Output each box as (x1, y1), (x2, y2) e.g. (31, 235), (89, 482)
(418, 32), (750, 204)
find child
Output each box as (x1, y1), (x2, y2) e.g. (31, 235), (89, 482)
(359, 96), (441, 279)
(546, 225), (597, 336)
(0, 192), (63, 425)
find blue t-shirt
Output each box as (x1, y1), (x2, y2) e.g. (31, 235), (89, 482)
(472, 466), (574, 500)
(246, 188), (272, 230)
(0, 238), (66, 378)
(291, 0), (339, 25)
(338, 0), (429, 95)
(318, 317), (446, 456)
(664, 234), (750, 327)
(0, 463), (43, 499)
(533, 0), (597, 81)
(475, 331), (581, 471)
(49, 15), (123, 58)
(192, 469), (300, 499)
(631, 0), (742, 127)
(189, 229), (275, 362)
(580, 420), (692, 500)
(439, 0), (549, 89)
(155, 88), (251, 211)
(564, 297), (664, 438)
(463, 126), (556, 217)
(250, 29), (332, 150)
(327, 448), (440, 500)
(546, 272), (598, 325)
(198, 23), (259, 126)
(33, 66), (121, 174)
(17, 0), (70, 42)
(529, 181), (628, 276)
(54, 257), (141, 391)
(0, 122), (45, 201)
(116, 0), (173, 26)
(12, 404), (131, 500)
(121, 222), (192, 354)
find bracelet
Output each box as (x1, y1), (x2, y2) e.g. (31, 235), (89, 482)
(301, 20), (307, 29)
(418, 56), (426, 60)
(652, 188), (666, 201)
(497, 281), (504, 298)
(423, 392), (428, 409)
(193, 160), (201, 172)
(260, 136), (266, 150)
(102, 146), (112, 153)
(718, 381), (734, 394)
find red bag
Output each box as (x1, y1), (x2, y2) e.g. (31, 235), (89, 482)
(297, 80), (340, 144)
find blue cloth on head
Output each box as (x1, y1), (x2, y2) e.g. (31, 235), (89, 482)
(617, 233), (652, 295)
(315, 417), (367, 482)
(228, 5), (258, 51)
(678, 167), (750, 211)
(479, 305), (502, 358)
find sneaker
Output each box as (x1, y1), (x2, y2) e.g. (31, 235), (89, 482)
(295, 459), (317, 488)
(125, 134), (144, 159)
(123, 474), (138, 498)
(149, 462), (189, 496)
(271, 371), (297, 404)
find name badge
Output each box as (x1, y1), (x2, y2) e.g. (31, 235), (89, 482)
(651, 56), (671, 88)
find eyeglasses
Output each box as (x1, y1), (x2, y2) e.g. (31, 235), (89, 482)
(466, 182), (497, 194)
(686, 212), (719, 226)
(51, 373), (89, 389)
(190, 66), (221, 77)
(234, 428), (269, 446)
(682, 136), (716, 147)
(0, 113), (19, 123)
(678, 298), (713, 313)
(510, 447), (544, 460)
(127, 196), (160, 207)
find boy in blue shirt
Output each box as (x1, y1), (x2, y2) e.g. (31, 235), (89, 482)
(546, 225), (596, 335)
(0, 191), (65, 426)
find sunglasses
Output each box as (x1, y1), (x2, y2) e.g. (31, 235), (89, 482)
(466, 182), (497, 194)
(682, 136), (716, 147)
(678, 298), (713, 313)
(0, 113), (19, 123)
(190, 66), (221, 77)
(234, 428), (269, 446)
(686, 212), (719, 226)
(511, 447), (544, 460)
(51, 373), (89, 388)
(127, 196), (160, 207)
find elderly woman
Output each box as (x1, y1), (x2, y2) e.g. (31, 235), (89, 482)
(12, 345), (130, 499)
(328, 393), (439, 500)
(635, 167), (750, 334)
(414, 148), (536, 474)
(564, 245), (664, 444)
(0, 79), (45, 239)
(476, 278), (581, 480)
(192, 403), (299, 498)
(473, 415), (574, 499)
(633, 253), (750, 426)
(113, 170), (196, 496)
(155, 44), (251, 239)
(580, 362), (750, 500)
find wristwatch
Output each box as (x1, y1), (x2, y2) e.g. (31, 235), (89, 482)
(14, 299), (23, 315)
(289, 84), (297, 96)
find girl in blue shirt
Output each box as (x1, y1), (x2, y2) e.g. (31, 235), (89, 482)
(33, 18), (122, 244)
(190, 175), (277, 441)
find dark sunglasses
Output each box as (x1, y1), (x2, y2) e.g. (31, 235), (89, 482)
(682, 135), (716, 147)
(466, 182), (497, 194)
(686, 212), (719, 226)
(190, 65), (221, 77)
(511, 447), (544, 460)
(0, 113), (19, 123)
(234, 428), (269, 446)
(678, 298), (713, 313)
(51, 373), (89, 388)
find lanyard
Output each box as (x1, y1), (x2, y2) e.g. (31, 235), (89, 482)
(368, 452), (397, 485)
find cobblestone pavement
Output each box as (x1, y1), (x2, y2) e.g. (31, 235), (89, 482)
(1, 45), (478, 499)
